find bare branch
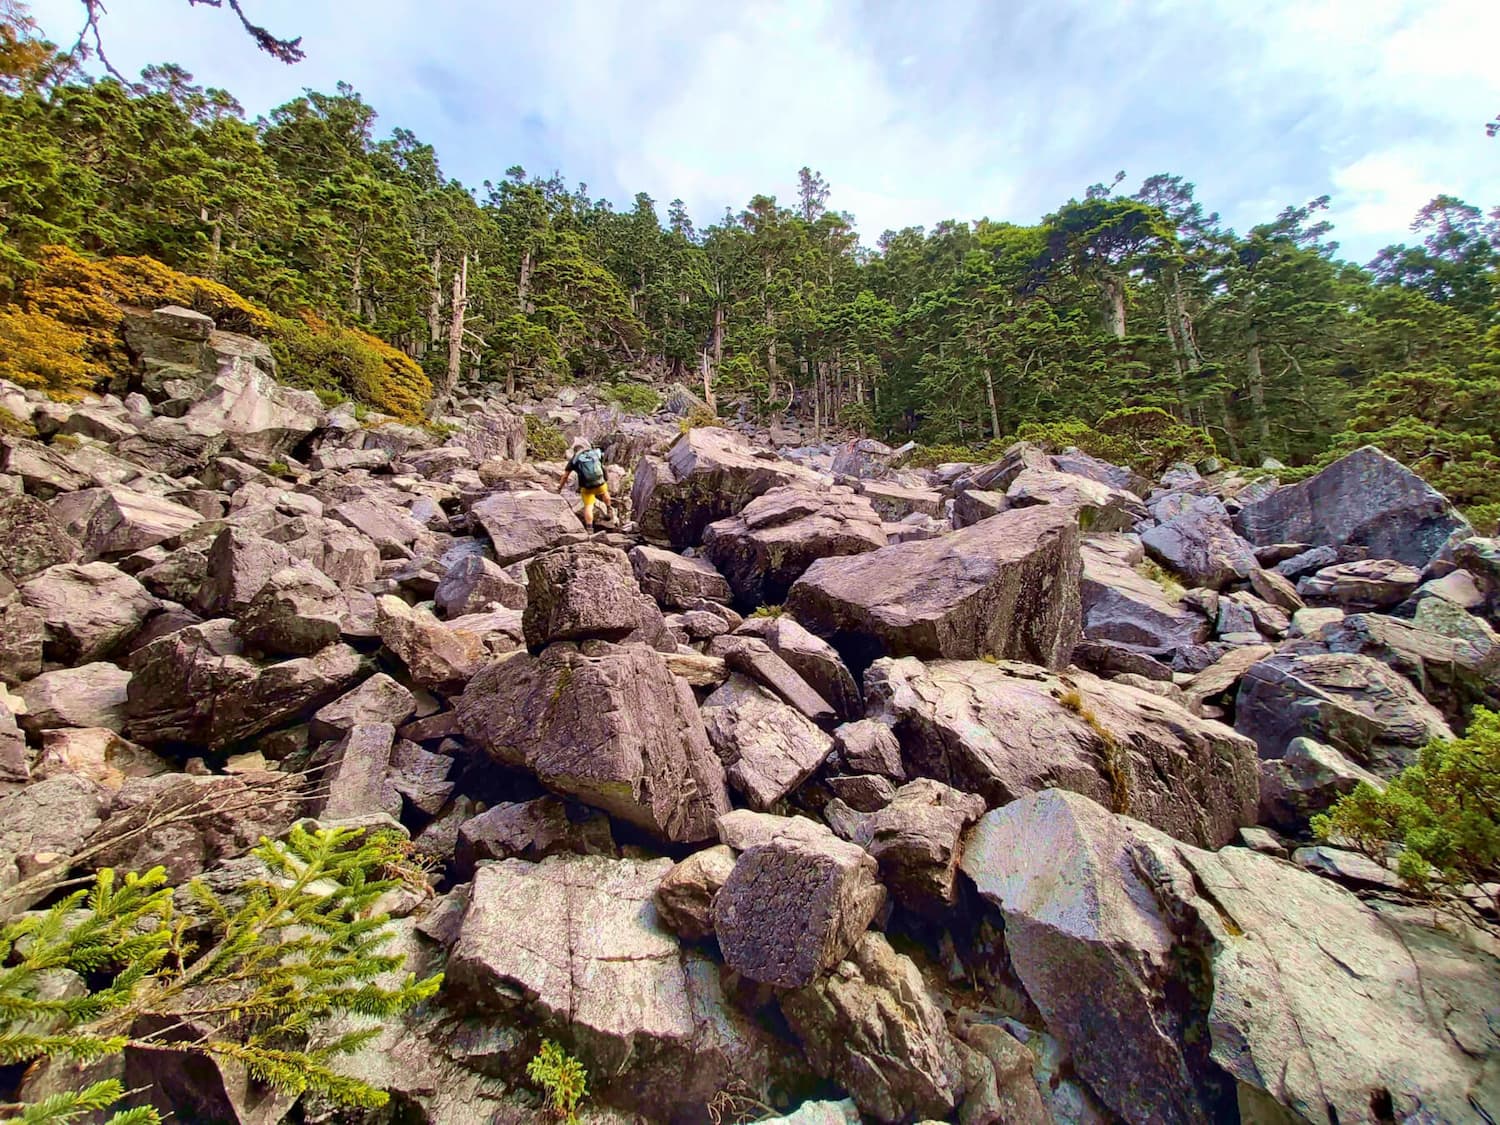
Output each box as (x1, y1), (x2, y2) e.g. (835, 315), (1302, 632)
(186, 0), (303, 63)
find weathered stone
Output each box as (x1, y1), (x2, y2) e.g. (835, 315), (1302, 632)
(1140, 510), (1258, 591)
(654, 844), (738, 941)
(1247, 566), (1305, 613)
(0, 600), (45, 684)
(72, 486), (201, 559)
(850, 777), (985, 913)
(713, 813), (885, 988)
(786, 505), (1082, 674)
(632, 426), (822, 548)
(1272, 544), (1339, 580)
(741, 614), (862, 722)
(1005, 466), (1145, 533)
(316, 722), (398, 822)
(114, 416), (228, 476)
(125, 624), (363, 751)
(448, 855), (797, 1117)
(834, 719), (905, 780)
(20, 562), (157, 663)
(195, 527), (295, 618)
(0, 493), (80, 582)
(860, 479), (944, 521)
(312, 673), (416, 740)
(0, 775), (105, 895)
(866, 657), (1257, 848)
(329, 495), (430, 558)
(0, 437), (92, 497)
(1298, 558), (1422, 611)
(702, 674), (833, 810)
(311, 445), (389, 472)
(1181, 644), (1274, 709)
(825, 774), (896, 813)
(952, 488), (1007, 528)
(780, 931), (966, 1123)
(467, 488), (582, 564)
(386, 738), (455, 816)
(136, 546), (208, 604)
(1080, 538), (1208, 656)
(831, 436), (896, 479)
(1259, 737), (1386, 833)
(453, 797), (614, 880)
(1236, 445), (1472, 568)
(702, 485), (887, 608)
(233, 563), (345, 656)
(433, 554), (527, 617)
(709, 634), (836, 725)
(628, 544), (731, 610)
(1219, 590), (1289, 638)
(374, 596), (484, 693)
(1291, 844), (1405, 893)
(17, 663), (132, 733)
(1234, 652), (1453, 774)
(521, 542), (664, 648)
(457, 644), (730, 843)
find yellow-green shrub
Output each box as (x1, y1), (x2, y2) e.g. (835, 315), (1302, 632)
(0, 306), (96, 398)
(271, 313), (431, 424)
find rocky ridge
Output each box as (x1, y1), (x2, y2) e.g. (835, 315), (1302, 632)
(1, 306), (1497, 1124)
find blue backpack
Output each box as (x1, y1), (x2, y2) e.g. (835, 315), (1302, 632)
(572, 447), (606, 488)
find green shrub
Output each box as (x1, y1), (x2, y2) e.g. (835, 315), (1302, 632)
(679, 403), (721, 432)
(526, 1039), (588, 1122)
(0, 826), (443, 1121)
(525, 413), (568, 460)
(602, 381), (662, 414)
(270, 313), (431, 424)
(749, 604), (783, 619)
(1313, 708), (1500, 931)
(265, 460), (290, 478)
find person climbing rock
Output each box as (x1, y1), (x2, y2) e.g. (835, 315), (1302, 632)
(558, 437), (613, 531)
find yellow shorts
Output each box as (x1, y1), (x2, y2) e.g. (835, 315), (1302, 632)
(580, 483), (611, 520)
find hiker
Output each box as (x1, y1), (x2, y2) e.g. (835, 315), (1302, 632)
(558, 438), (613, 530)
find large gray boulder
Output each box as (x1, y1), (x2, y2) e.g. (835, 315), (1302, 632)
(521, 542), (664, 649)
(960, 788), (1500, 1125)
(1005, 467), (1145, 533)
(0, 494), (80, 583)
(373, 596), (485, 694)
(713, 812), (885, 988)
(20, 562), (158, 664)
(738, 613), (862, 721)
(631, 426), (822, 549)
(72, 486), (202, 560)
(1233, 652), (1453, 773)
(866, 657), (1257, 848)
(467, 489), (581, 565)
(1298, 558), (1422, 611)
(1140, 509), (1258, 591)
(785, 504), (1082, 673)
(17, 663), (132, 733)
(1259, 736), (1386, 833)
(701, 485), (887, 608)
(180, 365), (322, 456)
(849, 777), (985, 914)
(0, 775), (106, 895)
(456, 643), (730, 843)
(628, 544), (731, 610)
(1235, 445), (1471, 568)
(1080, 537), (1208, 656)
(432, 554), (526, 617)
(780, 931), (967, 1123)
(446, 855), (801, 1117)
(701, 674), (832, 810)
(195, 527), (295, 618)
(232, 563), (345, 656)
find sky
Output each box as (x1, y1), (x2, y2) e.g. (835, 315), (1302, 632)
(28, 0), (1500, 262)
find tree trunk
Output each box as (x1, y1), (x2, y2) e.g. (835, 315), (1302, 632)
(983, 367), (1001, 439)
(428, 248), (443, 351)
(1100, 274), (1127, 338)
(518, 247), (533, 311)
(349, 246), (363, 317)
(1246, 325), (1269, 452)
(431, 254), (468, 418)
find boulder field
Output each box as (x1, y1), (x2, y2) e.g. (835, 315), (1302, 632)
(1, 320), (1496, 1124)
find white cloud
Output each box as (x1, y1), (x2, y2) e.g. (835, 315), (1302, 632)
(23, 0), (1500, 259)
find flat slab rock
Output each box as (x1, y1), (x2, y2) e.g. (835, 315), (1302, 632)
(785, 504), (1083, 673)
(866, 656), (1258, 848)
(960, 788), (1500, 1125)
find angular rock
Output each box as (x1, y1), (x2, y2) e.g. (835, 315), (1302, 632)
(1234, 652), (1453, 774)
(467, 489), (581, 565)
(311, 673), (416, 741)
(741, 614), (862, 721)
(1235, 445), (1472, 568)
(1140, 510), (1258, 591)
(74, 486), (201, 559)
(834, 719), (905, 780)
(316, 722), (398, 822)
(114, 416), (227, 476)
(654, 844), (739, 942)
(1247, 566), (1304, 613)
(780, 931), (966, 1124)
(433, 554), (527, 617)
(702, 485), (887, 608)
(825, 774), (896, 813)
(233, 563), (345, 656)
(195, 527), (295, 618)
(786, 505), (1082, 673)
(1182, 644), (1274, 709)
(374, 596), (484, 693)
(1273, 544), (1339, 580)
(521, 542), (664, 649)
(951, 488), (1007, 529)
(709, 634), (836, 725)
(457, 644), (730, 843)
(702, 674), (833, 810)
(1005, 466), (1145, 533)
(136, 546), (208, 604)
(0, 437), (92, 497)
(632, 426), (823, 549)
(35, 727), (169, 791)
(713, 813), (885, 988)
(0, 775), (105, 894)
(866, 657), (1258, 848)
(386, 738), (455, 816)
(0, 493), (80, 582)
(1259, 737), (1386, 833)
(125, 624), (363, 750)
(860, 480), (944, 521)
(850, 777), (985, 913)
(1080, 538), (1207, 656)
(0, 600), (45, 684)
(628, 544), (731, 610)
(17, 663), (132, 733)
(1298, 558), (1422, 611)
(20, 562), (157, 664)
(178, 364), (322, 455)
(831, 436), (895, 479)
(453, 797), (613, 880)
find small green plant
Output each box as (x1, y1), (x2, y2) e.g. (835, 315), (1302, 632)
(525, 413), (568, 460)
(526, 1039), (588, 1122)
(749, 604), (783, 619)
(679, 404), (720, 432)
(603, 381), (662, 414)
(0, 826), (443, 1122)
(0, 404), (36, 437)
(423, 420), (460, 440)
(1313, 708), (1500, 931)
(265, 460), (290, 478)
(1058, 683), (1131, 814)
(1134, 558), (1186, 603)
